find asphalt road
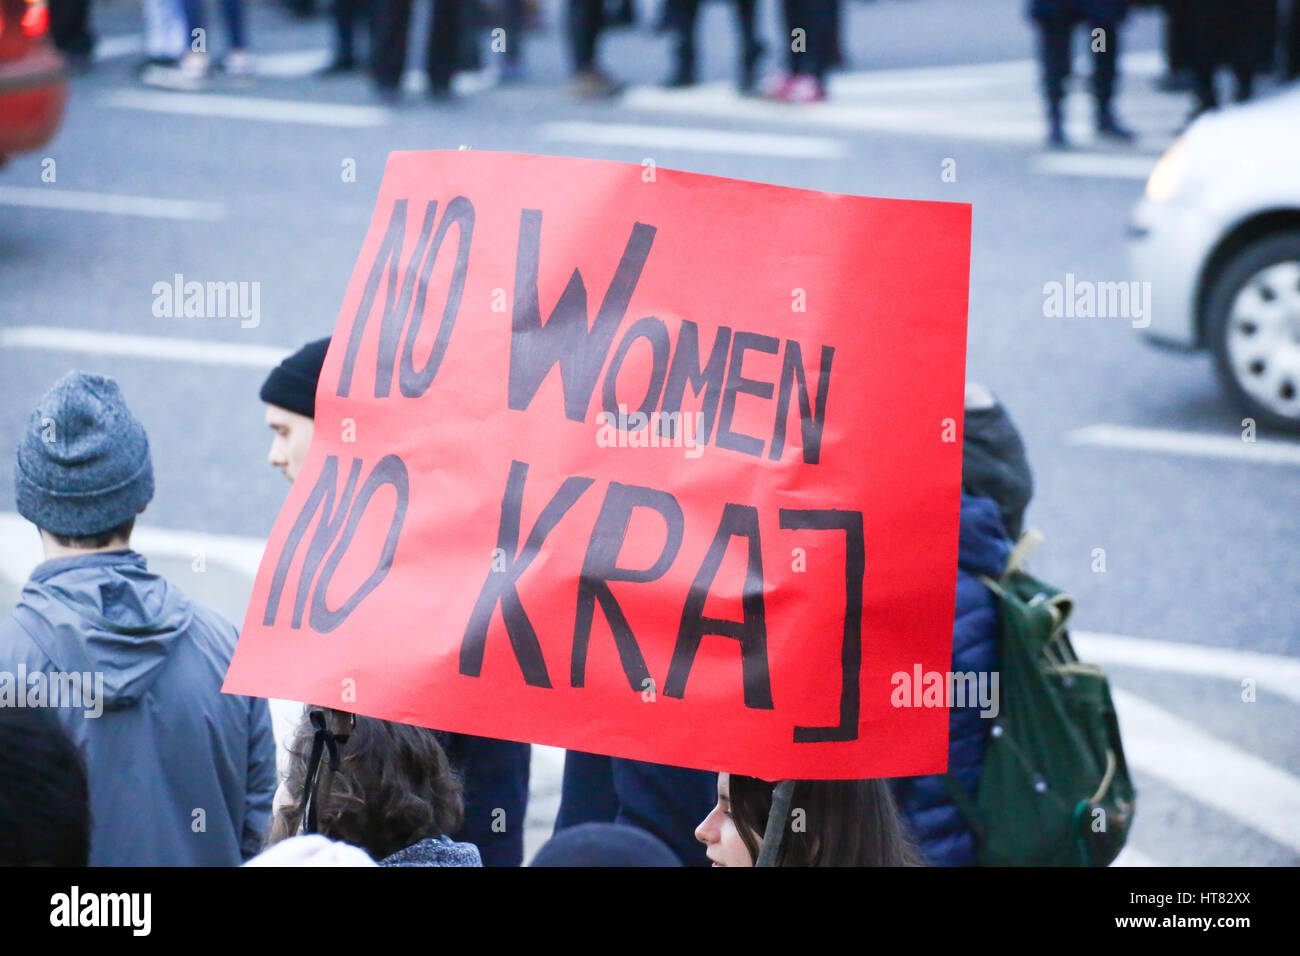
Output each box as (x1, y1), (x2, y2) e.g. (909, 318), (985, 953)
(1, 0), (1296, 865)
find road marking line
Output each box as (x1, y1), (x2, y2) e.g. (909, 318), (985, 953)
(100, 88), (392, 127)
(1068, 423), (1300, 466)
(1031, 153), (1159, 180)
(1113, 688), (1300, 855)
(1111, 846), (1161, 866)
(540, 120), (847, 159)
(1074, 631), (1300, 706)
(250, 48), (333, 77)
(93, 34), (145, 61)
(0, 327), (290, 370)
(0, 185), (225, 221)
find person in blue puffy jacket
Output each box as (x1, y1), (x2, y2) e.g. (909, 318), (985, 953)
(889, 383), (1033, 865)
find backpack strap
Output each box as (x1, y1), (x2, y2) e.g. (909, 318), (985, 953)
(1004, 528), (1044, 576)
(941, 773), (986, 850)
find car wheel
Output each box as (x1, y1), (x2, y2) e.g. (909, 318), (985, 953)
(1205, 232), (1300, 434)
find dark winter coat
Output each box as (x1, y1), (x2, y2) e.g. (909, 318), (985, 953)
(1028, 0), (1128, 23)
(434, 732), (531, 867)
(554, 751), (717, 866)
(889, 494), (1011, 866)
(378, 835), (482, 867)
(0, 551), (277, 866)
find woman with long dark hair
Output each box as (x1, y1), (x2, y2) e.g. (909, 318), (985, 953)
(695, 772), (920, 866)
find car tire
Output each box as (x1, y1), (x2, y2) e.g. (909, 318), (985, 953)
(1204, 231), (1300, 434)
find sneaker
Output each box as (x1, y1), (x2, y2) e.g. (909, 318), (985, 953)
(140, 54), (209, 91)
(221, 49), (255, 76)
(760, 70), (793, 99)
(775, 74), (825, 103)
(569, 69), (623, 99)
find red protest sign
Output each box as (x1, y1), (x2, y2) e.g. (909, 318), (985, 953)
(223, 150), (971, 781)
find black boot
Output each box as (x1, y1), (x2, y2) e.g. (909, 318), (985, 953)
(1096, 101), (1135, 142)
(739, 40), (764, 93)
(666, 39), (696, 88)
(1046, 99), (1067, 149)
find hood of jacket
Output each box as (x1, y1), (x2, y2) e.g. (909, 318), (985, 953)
(957, 493), (1012, 580)
(16, 550), (193, 710)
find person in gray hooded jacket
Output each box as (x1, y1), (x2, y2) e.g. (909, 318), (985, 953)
(0, 371), (276, 866)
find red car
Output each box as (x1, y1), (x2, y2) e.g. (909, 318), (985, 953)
(0, 0), (65, 164)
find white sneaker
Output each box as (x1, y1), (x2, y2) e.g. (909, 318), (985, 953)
(140, 58), (208, 91)
(221, 49), (254, 76)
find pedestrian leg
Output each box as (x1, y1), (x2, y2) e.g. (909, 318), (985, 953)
(1035, 16), (1072, 147)
(369, 0), (411, 96)
(1187, 0), (1219, 114)
(425, 0), (461, 98)
(1091, 19), (1134, 140)
(735, 0), (762, 91)
(667, 0), (699, 87)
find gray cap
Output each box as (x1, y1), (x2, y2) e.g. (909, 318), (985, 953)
(14, 372), (154, 537)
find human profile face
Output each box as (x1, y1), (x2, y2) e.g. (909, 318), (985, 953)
(265, 404), (314, 483)
(695, 772), (756, 867)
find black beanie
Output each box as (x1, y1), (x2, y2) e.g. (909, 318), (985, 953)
(259, 337), (331, 419)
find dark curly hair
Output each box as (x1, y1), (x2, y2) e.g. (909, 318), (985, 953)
(268, 708), (464, 861)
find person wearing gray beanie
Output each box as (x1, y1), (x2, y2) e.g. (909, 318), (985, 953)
(1, 370), (278, 865)
(14, 371), (154, 544)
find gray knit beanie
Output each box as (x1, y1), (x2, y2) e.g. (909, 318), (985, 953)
(14, 372), (154, 537)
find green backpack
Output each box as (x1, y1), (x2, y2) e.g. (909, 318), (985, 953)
(944, 531), (1137, 866)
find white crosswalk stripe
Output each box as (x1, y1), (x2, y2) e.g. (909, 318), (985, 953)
(0, 327), (289, 369)
(1068, 423), (1300, 466)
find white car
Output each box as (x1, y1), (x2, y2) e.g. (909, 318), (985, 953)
(1128, 85), (1300, 433)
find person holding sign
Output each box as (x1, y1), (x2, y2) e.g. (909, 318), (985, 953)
(224, 151), (973, 852)
(259, 339), (533, 867)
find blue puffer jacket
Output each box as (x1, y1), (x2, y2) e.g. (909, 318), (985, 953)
(890, 493), (1010, 866)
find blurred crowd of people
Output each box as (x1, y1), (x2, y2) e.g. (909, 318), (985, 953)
(1029, 0), (1300, 147)
(42, 0), (1300, 118)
